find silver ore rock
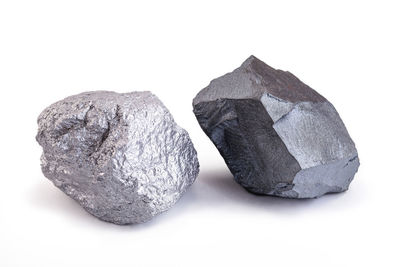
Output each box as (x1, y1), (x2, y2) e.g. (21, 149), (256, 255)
(36, 91), (199, 224)
(193, 56), (359, 198)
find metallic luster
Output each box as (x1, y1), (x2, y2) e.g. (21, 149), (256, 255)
(193, 56), (359, 198)
(37, 91), (199, 224)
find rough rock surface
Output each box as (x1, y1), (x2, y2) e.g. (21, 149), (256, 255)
(193, 56), (359, 198)
(37, 91), (199, 224)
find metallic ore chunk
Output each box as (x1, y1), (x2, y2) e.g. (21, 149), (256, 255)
(193, 56), (359, 198)
(37, 91), (199, 224)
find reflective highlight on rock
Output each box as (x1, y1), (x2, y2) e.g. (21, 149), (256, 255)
(37, 91), (199, 224)
(193, 56), (359, 198)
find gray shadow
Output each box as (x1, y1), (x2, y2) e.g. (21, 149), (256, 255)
(29, 168), (351, 229)
(28, 178), (193, 230)
(29, 179), (104, 226)
(176, 168), (348, 215)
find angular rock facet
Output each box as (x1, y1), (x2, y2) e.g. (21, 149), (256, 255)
(193, 56), (359, 198)
(37, 91), (199, 224)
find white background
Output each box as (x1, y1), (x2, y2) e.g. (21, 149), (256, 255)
(0, 1), (399, 266)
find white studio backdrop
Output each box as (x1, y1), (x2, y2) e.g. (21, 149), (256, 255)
(0, 0), (399, 266)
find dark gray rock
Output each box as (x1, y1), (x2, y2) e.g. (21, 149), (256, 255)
(193, 56), (359, 198)
(37, 91), (199, 224)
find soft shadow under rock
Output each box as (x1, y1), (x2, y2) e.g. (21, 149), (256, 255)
(181, 168), (347, 214)
(29, 179), (101, 225)
(29, 178), (194, 230)
(30, 168), (349, 229)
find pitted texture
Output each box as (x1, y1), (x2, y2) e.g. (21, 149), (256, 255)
(193, 56), (359, 198)
(37, 91), (199, 224)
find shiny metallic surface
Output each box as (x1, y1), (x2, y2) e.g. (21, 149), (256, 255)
(193, 56), (359, 198)
(36, 91), (199, 224)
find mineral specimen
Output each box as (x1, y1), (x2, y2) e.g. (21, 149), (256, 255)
(36, 91), (199, 224)
(193, 56), (359, 198)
